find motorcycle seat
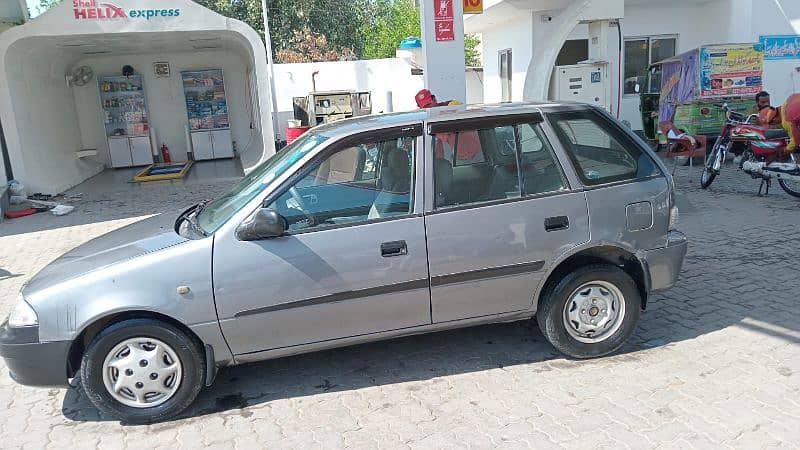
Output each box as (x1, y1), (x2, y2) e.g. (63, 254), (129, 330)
(764, 129), (789, 139)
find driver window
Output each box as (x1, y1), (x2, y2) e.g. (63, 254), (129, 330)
(267, 134), (416, 232)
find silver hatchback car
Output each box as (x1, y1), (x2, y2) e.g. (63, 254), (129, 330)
(1, 103), (687, 422)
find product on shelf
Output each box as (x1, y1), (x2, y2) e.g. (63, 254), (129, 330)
(181, 69), (229, 131)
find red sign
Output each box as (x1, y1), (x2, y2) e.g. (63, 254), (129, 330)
(435, 0), (453, 19)
(434, 0), (454, 42)
(435, 20), (455, 41)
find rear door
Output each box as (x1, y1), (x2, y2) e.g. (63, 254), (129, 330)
(424, 114), (591, 323)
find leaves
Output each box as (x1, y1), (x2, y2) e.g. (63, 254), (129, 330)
(275, 26), (354, 63)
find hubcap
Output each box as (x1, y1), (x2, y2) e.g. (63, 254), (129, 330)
(102, 337), (182, 408)
(563, 281), (626, 343)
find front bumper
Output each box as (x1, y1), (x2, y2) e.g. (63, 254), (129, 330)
(642, 230), (689, 293)
(0, 321), (71, 387)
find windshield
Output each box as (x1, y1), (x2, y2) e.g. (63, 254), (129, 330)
(195, 132), (328, 233)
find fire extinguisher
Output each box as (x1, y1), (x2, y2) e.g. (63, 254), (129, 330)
(160, 143), (171, 163)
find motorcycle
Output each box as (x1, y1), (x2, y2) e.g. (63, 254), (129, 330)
(700, 104), (800, 198)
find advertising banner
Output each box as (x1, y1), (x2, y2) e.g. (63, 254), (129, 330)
(759, 35), (800, 60)
(699, 43), (764, 98)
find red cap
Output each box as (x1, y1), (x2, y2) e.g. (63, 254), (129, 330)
(415, 89), (434, 108)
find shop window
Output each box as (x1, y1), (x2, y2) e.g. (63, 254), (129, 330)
(624, 36), (677, 94)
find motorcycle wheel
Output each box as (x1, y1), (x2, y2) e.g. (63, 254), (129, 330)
(700, 141), (722, 189)
(778, 179), (800, 198)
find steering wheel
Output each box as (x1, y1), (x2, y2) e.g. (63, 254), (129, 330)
(289, 187), (318, 227)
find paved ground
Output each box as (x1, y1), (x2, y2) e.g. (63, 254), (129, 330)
(0, 160), (798, 449)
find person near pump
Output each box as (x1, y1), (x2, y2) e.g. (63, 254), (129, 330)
(759, 93), (800, 153)
(415, 89), (462, 108)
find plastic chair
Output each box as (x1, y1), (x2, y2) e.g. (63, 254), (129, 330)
(659, 121), (708, 175)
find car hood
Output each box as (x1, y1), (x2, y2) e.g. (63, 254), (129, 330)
(23, 213), (189, 295)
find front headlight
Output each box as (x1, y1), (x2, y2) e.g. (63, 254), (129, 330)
(8, 293), (38, 328)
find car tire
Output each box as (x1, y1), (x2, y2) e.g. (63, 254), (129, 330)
(80, 318), (205, 424)
(537, 264), (641, 359)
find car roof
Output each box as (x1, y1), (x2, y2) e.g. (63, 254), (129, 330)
(310, 101), (592, 139)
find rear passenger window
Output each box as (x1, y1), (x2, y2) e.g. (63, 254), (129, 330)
(517, 123), (567, 195)
(549, 110), (660, 185)
(433, 126), (519, 208)
(454, 131), (485, 165)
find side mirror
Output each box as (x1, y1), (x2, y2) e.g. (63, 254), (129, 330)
(634, 83), (641, 94)
(236, 208), (287, 241)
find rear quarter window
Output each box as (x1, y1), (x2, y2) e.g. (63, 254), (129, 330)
(548, 109), (661, 186)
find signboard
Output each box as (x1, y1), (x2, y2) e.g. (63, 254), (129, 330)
(72, 0), (181, 20)
(699, 43), (763, 98)
(759, 35), (800, 60)
(464, 0), (483, 14)
(434, 0), (454, 42)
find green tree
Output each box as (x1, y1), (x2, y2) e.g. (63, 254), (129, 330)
(464, 33), (481, 67)
(362, 0), (420, 60)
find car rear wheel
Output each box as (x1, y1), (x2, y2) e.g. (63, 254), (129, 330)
(537, 264), (641, 358)
(80, 318), (205, 424)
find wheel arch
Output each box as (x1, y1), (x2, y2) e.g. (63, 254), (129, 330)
(66, 310), (208, 381)
(536, 244), (649, 312)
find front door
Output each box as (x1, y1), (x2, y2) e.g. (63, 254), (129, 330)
(425, 116), (590, 323)
(213, 126), (430, 356)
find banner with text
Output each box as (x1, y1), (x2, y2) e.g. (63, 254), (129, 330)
(759, 35), (800, 60)
(699, 43), (764, 98)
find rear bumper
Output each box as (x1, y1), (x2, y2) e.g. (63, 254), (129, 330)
(0, 321), (71, 388)
(642, 231), (688, 293)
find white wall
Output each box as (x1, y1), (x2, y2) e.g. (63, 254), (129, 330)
(3, 44), (103, 194)
(466, 68), (485, 104)
(481, 14), (533, 103)
(72, 50), (254, 165)
(271, 58), (424, 140)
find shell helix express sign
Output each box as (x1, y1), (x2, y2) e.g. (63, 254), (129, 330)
(72, 0), (181, 20)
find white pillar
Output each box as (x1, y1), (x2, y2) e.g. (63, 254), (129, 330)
(420, 0), (466, 103)
(523, 0), (592, 101)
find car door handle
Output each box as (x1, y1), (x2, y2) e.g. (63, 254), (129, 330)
(545, 216), (569, 232)
(381, 240), (408, 257)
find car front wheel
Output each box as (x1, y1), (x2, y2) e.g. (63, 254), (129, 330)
(537, 264), (641, 358)
(80, 318), (205, 423)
